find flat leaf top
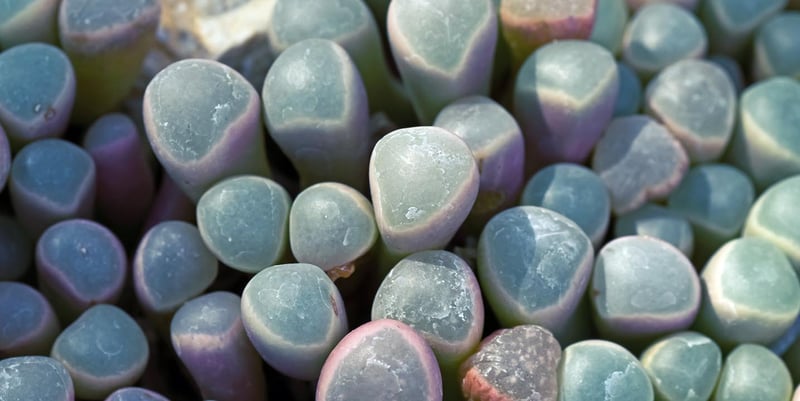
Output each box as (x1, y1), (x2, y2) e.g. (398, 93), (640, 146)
(12, 139), (94, 207)
(145, 60), (253, 163)
(390, 0), (492, 72)
(38, 220), (124, 299)
(0, 43), (71, 123)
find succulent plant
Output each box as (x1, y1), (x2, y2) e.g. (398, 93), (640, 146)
(0, 356), (74, 401)
(520, 163), (611, 248)
(613, 61), (643, 117)
(592, 115), (688, 215)
(82, 113), (155, 241)
(289, 182), (377, 276)
(589, 0), (628, 55)
(241, 263), (348, 381)
(262, 39), (371, 191)
(478, 206), (594, 341)
(264, 0), (415, 125)
(558, 340), (653, 401)
(9, 138), (96, 238)
(667, 163), (755, 264)
(499, 0), (596, 69)
(725, 77), (800, 191)
(744, 174), (800, 271)
(614, 203), (695, 258)
(371, 250), (483, 399)
(316, 319), (443, 401)
(51, 304), (149, 400)
(591, 236), (701, 350)
(58, 0), (160, 123)
(387, 0), (497, 124)
(461, 325), (561, 401)
(143, 59), (271, 202)
(0, 282), (60, 358)
(622, 3), (707, 80)
(434, 95), (524, 232)
(514, 40), (618, 172)
(133, 221), (218, 330)
(0, 42), (74, 150)
(645, 59), (737, 163)
(0, 0), (60, 48)
(369, 126), (479, 264)
(196, 175), (290, 274)
(171, 291), (266, 401)
(700, 0), (788, 58)
(754, 11), (800, 80)
(35, 219), (126, 323)
(695, 237), (800, 350)
(640, 331), (722, 401)
(714, 344), (793, 401)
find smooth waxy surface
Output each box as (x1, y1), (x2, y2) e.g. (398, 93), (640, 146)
(622, 3), (707, 79)
(591, 236), (700, 346)
(726, 77), (800, 191)
(0, 0), (59, 48)
(372, 250), (482, 400)
(0, 282), (59, 357)
(144, 59), (270, 201)
(695, 237), (800, 349)
(714, 344), (793, 401)
(614, 203), (694, 258)
(51, 304), (149, 400)
(667, 164), (754, 262)
(241, 263), (347, 381)
(387, 0), (497, 123)
(36, 219), (126, 322)
(263, 39), (370, 190)
(700, 0), (787, 57)
(592, 115), (688, 215)
(645, 59), (736, 162)
(171, 292), (266, 401)
(0, 43), (74, 150)
(59, 0), (160, 123)
(196, 175), (290, 274)
(558, 340), (653, 401)
(289, 182), (377, 272)
(369, 127), (479, 256)
(434, 96), (524, 229)
(267, 0), (413, 124)
(589, 0), (628, 55)
(478, 206), (593, 338)
(83, 113), (155, 238)
(520, 163), (610, 247)
(0, 356), (73, 401)
(317, 319), (442, 401)
(133, 221), (218, 314)
(500, 0), (596, 68)
(614, 61), (642, 117)
(10, 139), (95, 237)
(640, 331), (722, 401)
(514, 40), (618, 170)
(754, 12), (800, 80)
(372, 250), (483, 363)
(462, 325), (561, 401)
(744, 175), (800, 271)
